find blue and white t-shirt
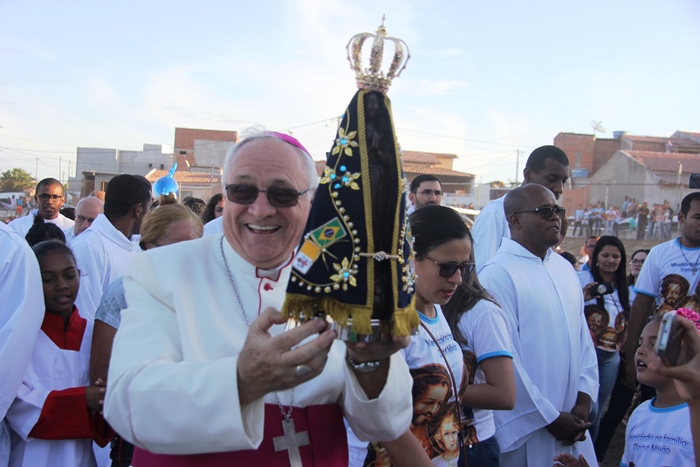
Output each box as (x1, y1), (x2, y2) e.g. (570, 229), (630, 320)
(634, 238), (700, 317)
(347, 305), (466, 466)
(455, 299), (513, 442)
(622, 398), (694, 466)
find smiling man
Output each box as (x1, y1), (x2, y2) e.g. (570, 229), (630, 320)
(104, 131), (412, 466)
(471, 145), (569, 270)
(8, 178), (74, 237)
(478, 184), (598, 466)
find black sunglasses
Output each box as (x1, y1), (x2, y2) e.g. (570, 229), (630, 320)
(421, 254), (475, 278)
(514, 206), (566, 219)
(225, 184), (310, 208)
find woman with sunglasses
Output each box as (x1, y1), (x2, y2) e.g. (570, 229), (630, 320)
(578, 235), (630, 444)
(350, 205), (514, 467)
(439, 214), (516, 467)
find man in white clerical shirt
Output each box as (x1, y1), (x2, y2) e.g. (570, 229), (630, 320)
(72, 174), (152, 319)
(104, 131), (413, 467)
(471, 145), (569, 271)
(8, 178), (75, 237)
(478, 184), (599, 467)
(63, 196), (104, 244)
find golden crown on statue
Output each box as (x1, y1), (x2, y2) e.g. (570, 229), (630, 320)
(346, 16), (410, 94)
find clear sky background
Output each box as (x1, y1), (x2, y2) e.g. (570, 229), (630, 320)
(1, 0), (698, 187)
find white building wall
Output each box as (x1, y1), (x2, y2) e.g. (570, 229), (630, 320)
(69, 144), (174, 196)
(193, 140), (235, 168)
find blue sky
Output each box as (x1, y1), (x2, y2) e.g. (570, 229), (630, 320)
(1, 0), (698, 186)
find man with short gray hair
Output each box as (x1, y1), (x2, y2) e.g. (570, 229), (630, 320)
(105, 131), (413, 465)
(64, 196), (104, 243)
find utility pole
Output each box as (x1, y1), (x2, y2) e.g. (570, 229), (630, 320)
(514, 149), (520, 185)
(59, 157), (62, 182)
(35, 157), (39, 180)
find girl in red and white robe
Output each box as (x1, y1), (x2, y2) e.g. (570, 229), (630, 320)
(6, 240), (112, 466)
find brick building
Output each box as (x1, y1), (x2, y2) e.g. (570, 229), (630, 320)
(173, 127), (239, 171)
(555, 131), (700, 213)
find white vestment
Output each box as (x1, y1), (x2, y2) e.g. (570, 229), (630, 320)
(0, 223), (44, 465)
(72, 214), (139, 319)
(202, 216), (223, 236)
(6, 311), (96, 467)
(479, 238), (599, 467)
(63, 226), (77, 244)
(471, 195), (508, 271)
(7, 212), (75, 238)
(104, 234), (413, 455)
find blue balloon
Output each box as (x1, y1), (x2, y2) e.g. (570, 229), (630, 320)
(153, 163), (179, 197)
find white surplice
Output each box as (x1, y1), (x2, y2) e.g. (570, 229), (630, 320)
(471, 195), (508, 271)
(0, 223), (44, 465)
(6, 312), (96, 467)
(72, 214), (139, 319)
(104, 234), (413, 455)
(478, 238), (599, 467)
(7, 212), (75, 238)
(202, 216), (223, 236)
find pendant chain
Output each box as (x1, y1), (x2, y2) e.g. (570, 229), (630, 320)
(678, 236), (700, 274)
(220, 235), (295, 419)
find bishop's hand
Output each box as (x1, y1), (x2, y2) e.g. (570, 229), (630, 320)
(237, 307), (337, 407)
(345, 333), (410, 399)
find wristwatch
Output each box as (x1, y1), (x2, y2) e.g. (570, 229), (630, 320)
(346, 353), (389, 373)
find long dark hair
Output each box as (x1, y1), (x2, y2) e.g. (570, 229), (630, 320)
(590, 235), (630, 312)
(410, 205), (497, 348)
(202, 193), (223, 224)
(627, 248), (650, 286)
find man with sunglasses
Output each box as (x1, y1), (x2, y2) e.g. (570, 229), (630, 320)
(8, 177), (74, 237)
(471, 145), (569, 271)
(478, 184), (598, 466)
(408, 174), (443, 213)
(63, 195), (104, 243)
(104, 131), (413, 466)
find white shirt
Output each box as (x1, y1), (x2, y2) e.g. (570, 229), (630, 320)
(104, 234), (413, 455)
(72, 214), (139, 319)
(0, 223), (44, 465)
(348, 305), (466, 466)
(203, 216), (224, 236)
(456, 299), (513, 441)
(7, 212), (74, 238)
(479, 238), (599, 466)
(578, 270), (627, 352)
(6, 312), (96, 467)
(63, 226), (77, 244)
(471, 195), (508, 271)
(622, 399), (694, 467)
(634, 237), (700, 314)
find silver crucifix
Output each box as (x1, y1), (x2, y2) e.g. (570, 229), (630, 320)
(273, 418), (310, 467)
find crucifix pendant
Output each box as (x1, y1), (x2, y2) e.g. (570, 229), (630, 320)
(273, 417), (310, 467)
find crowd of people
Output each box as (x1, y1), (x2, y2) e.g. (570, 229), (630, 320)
(1, 133), (698, 467)
(570, 198), (677, 241)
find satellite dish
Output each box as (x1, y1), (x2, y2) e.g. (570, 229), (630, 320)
(589, 120), (606, 138)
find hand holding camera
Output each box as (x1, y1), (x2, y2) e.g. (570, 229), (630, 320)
(582, 281), (614, 301)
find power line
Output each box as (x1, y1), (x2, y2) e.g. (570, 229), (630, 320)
(0, 146), (75, 154)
